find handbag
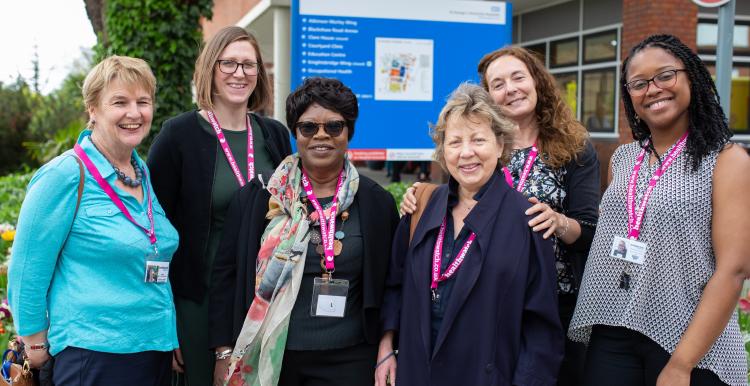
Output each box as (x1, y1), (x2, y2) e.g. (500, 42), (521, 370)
(408, 183), (438, 243)
(0, 343), (34, 386)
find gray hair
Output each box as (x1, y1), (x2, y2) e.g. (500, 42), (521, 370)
(431, 82), (515, 171)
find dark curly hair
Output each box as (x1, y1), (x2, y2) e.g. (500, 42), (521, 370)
(286, 77), (358, 140)
(621, 34), (731, 170)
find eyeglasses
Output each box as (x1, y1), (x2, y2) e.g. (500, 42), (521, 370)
(625, 69), (686, 96)
(294, 121), (347, 138)
(216, 60), (259, 76)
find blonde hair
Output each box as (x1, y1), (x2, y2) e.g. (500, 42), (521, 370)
(477, 46), (588, 168)
(82, 55), (156, 125)
(193, 26), (270, 112)
(431, 83), (515, 171)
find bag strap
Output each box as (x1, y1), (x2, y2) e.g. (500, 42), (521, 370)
(408, 183), (438, 243)
(71, 155), (84, 216)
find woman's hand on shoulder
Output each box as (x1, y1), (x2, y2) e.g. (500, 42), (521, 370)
(525, 197), (565, 239)
(399, 182), (420, 216)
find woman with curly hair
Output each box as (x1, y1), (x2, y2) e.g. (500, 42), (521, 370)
(401, 46), (600, 385)
(569, 34), (750, 386)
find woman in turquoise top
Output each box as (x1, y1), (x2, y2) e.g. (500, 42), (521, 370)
(8, 56), (179, 386)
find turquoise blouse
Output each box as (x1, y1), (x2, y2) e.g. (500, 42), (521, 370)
(8, 131), (180, 356)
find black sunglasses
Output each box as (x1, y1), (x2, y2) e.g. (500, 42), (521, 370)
(294, 120), (347, 138)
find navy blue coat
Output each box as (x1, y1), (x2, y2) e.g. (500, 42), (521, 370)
(382, 174), (564, 386)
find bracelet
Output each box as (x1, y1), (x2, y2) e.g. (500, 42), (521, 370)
(375, 350), (397, 369)
(555, 215), (570, 238)
(215, 349), (232, 360)
(27, 342), (49, 351)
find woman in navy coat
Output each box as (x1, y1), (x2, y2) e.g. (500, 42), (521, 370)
(376, 84), (563, 386)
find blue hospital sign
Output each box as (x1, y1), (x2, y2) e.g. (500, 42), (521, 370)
(291, 0), (512, 160)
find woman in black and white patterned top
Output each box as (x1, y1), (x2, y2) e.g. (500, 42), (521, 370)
(570, 34), (750, 386)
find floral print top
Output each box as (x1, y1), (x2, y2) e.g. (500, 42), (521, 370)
(506, 146), (576, 294)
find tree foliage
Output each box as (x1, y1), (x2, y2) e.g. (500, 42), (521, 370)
(0, 78), (37, 175)
(96, 0), (213, 149)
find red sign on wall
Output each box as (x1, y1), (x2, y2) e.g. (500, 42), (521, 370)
(692, 0), (731, 7)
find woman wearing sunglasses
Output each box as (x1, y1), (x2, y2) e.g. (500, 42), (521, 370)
(209, 77), (400, 385)
(147, 26), (292, 386)
(569, 34), (750, 386)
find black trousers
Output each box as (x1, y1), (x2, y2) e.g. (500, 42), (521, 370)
(53, 347), (171, 386)
(583, 325), (727, 386)
(278, 343), (377, 386)
(557, 293), (587, 386)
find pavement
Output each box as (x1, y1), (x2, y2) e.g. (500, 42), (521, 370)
(355, 161), (433, 188)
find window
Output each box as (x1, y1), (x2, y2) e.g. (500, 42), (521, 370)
(517, 25), (621, 136)
(526, 43), (546, 64)
(697, 21), (750, 55)
(583, 30), (618, 64)
(582, 69), (616, 133)
(550, 38), (578, 68)
(554, 72), (578, 115)
(706, 64), (750, 135)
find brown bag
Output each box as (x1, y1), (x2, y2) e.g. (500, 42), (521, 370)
(408, 183), (438, 243)
(0, 343), (35, 386)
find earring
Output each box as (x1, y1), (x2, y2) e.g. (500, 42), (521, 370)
(634, 114), (641, 125)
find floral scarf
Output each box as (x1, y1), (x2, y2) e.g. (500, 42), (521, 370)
(225, 154), (359, 386)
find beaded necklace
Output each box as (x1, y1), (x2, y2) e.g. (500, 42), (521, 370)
(89, 137), (143, 187)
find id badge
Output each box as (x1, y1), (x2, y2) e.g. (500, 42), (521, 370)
(609, 236), (647, 265)
(311, 277), (349, 318)
(144, 261), (169, 283)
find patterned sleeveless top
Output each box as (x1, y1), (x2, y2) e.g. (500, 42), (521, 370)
(568, 141), (747, 386)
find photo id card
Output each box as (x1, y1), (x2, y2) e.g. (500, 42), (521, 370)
(144, 261), (169, 283)
(311, 277), (349, 318)
(609, 236), (647, 265)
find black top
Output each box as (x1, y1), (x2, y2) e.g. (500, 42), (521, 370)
(147, 110), (292, 302)
(208, 173), (400, 349)
(556, 141), (601, 291)
(286, 197), (365, 350)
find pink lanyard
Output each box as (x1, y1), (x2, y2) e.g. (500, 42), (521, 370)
(503, 142), (538, 191)
(74, 143), (158, 254)
(431, 217), (477, 297)
(626, 132), (688, 240)
(206, 111), (255, 187)
(301, 169), (345, 272)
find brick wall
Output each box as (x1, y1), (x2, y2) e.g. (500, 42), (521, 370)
(618, 0), (698, 143)
(200, 0), (261, 42)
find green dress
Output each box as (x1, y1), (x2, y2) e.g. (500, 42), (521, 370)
(174, 114), (275, 386)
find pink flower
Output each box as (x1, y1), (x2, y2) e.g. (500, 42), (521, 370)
(739, 298), (750, 313)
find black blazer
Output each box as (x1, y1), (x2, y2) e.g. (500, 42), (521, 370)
(208, 173), (400, 349)
(147, 110), (292, 302)
(382, 173), (564, 386)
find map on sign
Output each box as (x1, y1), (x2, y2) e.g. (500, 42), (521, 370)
(375, 38), (433, 101)
(291, 0), (511, 160)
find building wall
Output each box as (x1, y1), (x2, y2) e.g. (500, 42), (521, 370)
(201, 0), (261, 42)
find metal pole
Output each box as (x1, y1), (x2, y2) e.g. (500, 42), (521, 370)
(273, 6), (291, 124)
(715, 0), (735, 119)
